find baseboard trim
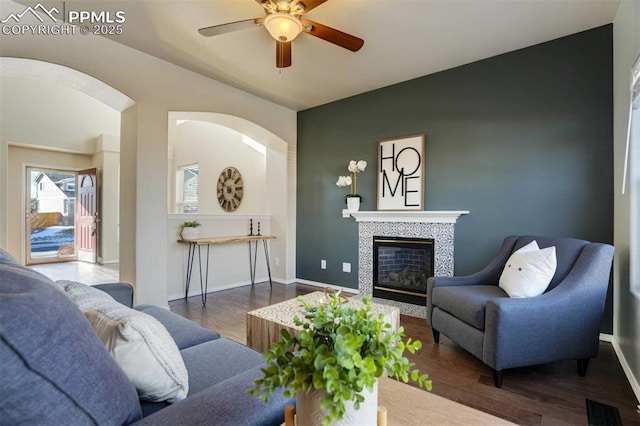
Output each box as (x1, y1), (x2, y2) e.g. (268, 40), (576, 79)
(294, 278), (358, 294)
(611, 338), (640, 404)
(599, 333), (613, 342)
(168, 276), (281, 301)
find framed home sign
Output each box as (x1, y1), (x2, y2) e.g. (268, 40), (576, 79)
(377, 134), (425, 211)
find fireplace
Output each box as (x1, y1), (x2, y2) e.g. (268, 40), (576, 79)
(351, 210), (468, 317)
(373, 236), (434, 306)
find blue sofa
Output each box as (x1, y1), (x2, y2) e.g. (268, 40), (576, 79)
(0, 249), (290, 425)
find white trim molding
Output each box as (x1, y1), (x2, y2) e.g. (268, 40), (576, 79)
(295, 279), (359, 295)
(612, 338), (640, 403)
(344, 210), (469, 223)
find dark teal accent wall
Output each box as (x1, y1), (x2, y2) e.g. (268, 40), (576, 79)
(297, 25), (613, 332)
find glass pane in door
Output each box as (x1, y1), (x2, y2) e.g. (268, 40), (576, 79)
(28, 168), (77, 263)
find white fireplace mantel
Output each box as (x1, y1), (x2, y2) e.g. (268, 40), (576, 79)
(343, 210), (469, 223)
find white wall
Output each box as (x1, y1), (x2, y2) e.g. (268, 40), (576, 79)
(93, 134), (120, 263)
(0, 77), (120, 152)
(0, 0), (297, 307)
(613, 0), (640, 401)
(170, 121), (266, 214)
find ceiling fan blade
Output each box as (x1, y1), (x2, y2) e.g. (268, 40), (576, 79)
(276, 41), (292, 68)
(301, 19), (364, 52)
(198, 18), (263, 37)
(291, 0), (329, 14)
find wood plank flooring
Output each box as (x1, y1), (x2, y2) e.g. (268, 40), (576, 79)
(171, 282), (639, 425)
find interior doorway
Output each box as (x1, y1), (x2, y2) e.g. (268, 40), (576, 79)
(25, 167), (101, 265)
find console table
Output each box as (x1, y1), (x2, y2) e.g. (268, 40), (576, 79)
(178, 235), (275, 305)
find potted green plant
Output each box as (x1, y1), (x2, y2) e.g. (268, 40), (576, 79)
(247, 293), (432, 425)
(180, 220), (201, 240)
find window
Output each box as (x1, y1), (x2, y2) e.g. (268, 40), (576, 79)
(176, 164), (198, 213)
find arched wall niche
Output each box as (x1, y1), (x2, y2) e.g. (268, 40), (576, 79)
(166, 111), (289, 300)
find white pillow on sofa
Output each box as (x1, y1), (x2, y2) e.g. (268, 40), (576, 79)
(84, 302), (189, 403)
(499, 240), (557, 298)
(57, 280), (188, 402)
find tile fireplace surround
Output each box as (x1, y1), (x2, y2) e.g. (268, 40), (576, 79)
(345, 210), (469, 318)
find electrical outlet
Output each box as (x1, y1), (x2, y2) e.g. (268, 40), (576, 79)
(275, 257), (280, 266)
(343, 262), (351, 273)
(321, 259), (326, 269)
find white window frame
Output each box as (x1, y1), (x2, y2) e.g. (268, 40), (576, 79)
(175, 164), (198, 214)
(626, 55), (640, 300)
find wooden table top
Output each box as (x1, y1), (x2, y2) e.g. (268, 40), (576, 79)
(247, 291), (399, 330)
(283, 377), (515, 425)
(177, 235), (276, 245)
(246, 291), (400, 353)
(378, 376), (515, 425)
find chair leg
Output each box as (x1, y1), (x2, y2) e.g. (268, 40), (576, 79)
(493, 369), (503, 388)
(577, 358), (590, 376)
(432, 329), (440, 343)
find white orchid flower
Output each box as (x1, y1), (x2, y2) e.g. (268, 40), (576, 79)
(336, 175), (352, 187)
(348, 160), (358, 173)
(357, 160), (367, 172)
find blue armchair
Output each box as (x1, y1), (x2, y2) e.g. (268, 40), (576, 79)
(426, 235), (614, 387)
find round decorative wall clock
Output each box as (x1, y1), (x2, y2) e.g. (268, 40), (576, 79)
(217, 166), (243, 212)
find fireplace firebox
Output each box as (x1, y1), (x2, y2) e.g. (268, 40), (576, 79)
(373, 236), (434, 306)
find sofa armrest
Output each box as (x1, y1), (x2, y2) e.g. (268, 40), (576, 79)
(133, 365), (293, 426)
(94, 283), (134, 307)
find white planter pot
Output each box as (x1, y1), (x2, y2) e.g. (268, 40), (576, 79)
(346, 197), (360, 212)
(181, 228), (200, 240)
(296, 381), (378, 426)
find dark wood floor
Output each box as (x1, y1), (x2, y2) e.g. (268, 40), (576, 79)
(170, 283), (639, 426)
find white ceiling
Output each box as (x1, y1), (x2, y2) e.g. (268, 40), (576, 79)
(68, 0), (619, 110)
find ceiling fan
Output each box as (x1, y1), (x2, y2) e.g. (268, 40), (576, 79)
(198, 0), (364, 68)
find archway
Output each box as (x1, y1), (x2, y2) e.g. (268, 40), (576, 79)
(0, 57), (135, 269)
(166, 111), (290, 300)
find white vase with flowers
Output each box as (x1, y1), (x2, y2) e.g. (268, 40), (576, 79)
(336, 160), (367, 212)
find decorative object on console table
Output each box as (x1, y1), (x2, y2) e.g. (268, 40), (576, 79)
(180, 220), (201, 240)
(247, 293), (431, 426)
(377, 134), (425, 211)
(337, 159), (367, 213)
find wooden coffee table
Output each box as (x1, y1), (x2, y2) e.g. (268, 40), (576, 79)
(246, 291), (400, 352)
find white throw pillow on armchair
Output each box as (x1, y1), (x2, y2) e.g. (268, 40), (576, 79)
(499, 240), (557, 298)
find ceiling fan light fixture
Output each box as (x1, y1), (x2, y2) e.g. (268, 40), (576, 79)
(264, 13), (302, 42)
